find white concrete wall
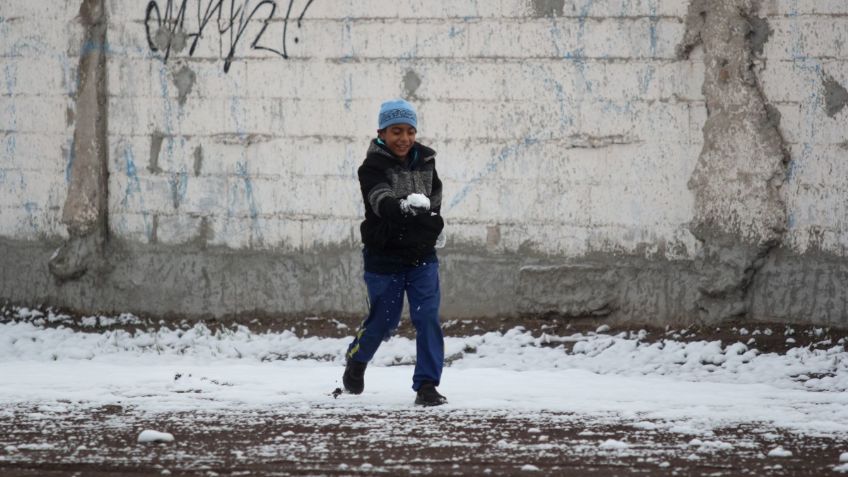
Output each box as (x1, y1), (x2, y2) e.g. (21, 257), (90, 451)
(0, 0), (81, 240)
(759, 0), (848, 256)
(1, 0), (846, 260)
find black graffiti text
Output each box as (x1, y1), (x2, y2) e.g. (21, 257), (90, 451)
(144, 0), (317, 73)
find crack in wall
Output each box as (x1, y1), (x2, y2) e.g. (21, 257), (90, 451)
(678, 0), (789, 323)
(49, 0), (109, 281)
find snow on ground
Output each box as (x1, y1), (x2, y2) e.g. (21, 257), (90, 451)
(1, 309), (848, 440)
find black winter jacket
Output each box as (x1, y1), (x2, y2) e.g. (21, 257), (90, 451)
(358, 139), (444, 273)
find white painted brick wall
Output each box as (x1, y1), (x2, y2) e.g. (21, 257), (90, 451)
(0, 3), (79, 240)
(757, 2), (848, 256)
(1, 0), (846, 259)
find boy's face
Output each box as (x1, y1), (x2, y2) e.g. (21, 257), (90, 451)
(378, 123), (417, 158)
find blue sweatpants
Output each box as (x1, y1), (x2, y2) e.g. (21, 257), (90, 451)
(346, 260), (443, 391)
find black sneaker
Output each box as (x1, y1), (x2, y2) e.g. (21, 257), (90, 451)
(415, 382), (447, 406)
(342, 359), (367, 394)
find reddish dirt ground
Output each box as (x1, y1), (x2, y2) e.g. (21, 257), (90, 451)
(1, 403), (846, 476)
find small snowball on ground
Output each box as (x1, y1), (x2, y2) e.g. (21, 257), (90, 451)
(840, 452), (848, 462)
(520, 464), (540, 471)
(599, 439), (629, 450)
(767, 446), (792, 457)
(632, 421), (658, 430)
(138, 430), (175, 443)
(596, 325), (610, 333)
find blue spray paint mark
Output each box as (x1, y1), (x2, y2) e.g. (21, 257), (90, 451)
(121, 144), (152, 240)
(235, 162), (260, 218)
(2, 131), (15, 162)
(65, 138), (76, 183)
(448, 137), (539, 211)
(785, 157), (799, 182)
(574, 0), (594, 43)
(343, 73), (353, 111)
(787, 0), (824, 192)
(121, 146), (141, 205)
(637, 0), (659, 95)
(601, 100), (632, 114)
(540, 72), (575, 132)
(561, 0), (596, 92)
(639, 65), (655, 95)
(548, 15), (565, 57)
(564, 50), (593, 93)
(547, 13), (591, 92)
(169, 167), (189, 208)
(230, 96), (247, 139)
(400, 27), (466, 60)
(3, 62), (17, 159)
(3, 54), (16, 95)
(23, 201), (39, 231)
(79, 39), (113, 57)
(340, 17), (355, 61)
(234, 161), (263, 243)
(648, 1), (659, 55)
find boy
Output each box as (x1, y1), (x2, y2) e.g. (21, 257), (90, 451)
(341, 99), (447, 406)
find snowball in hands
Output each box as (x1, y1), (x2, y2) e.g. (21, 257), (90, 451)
(138, 430), (175, 443)
(406, 193), (430, 209)
(400, 193), (430, 215)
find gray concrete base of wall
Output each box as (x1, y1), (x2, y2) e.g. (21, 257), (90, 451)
(1, 238), (845, 327)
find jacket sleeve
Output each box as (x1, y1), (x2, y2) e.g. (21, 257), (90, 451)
(429, 166), (443, 214)
(358, 163), (409, 222)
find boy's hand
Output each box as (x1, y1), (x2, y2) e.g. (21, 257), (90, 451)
(435, 230), (446, 248)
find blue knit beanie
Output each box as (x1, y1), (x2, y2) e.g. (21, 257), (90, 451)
(378, 99), (417, 130)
